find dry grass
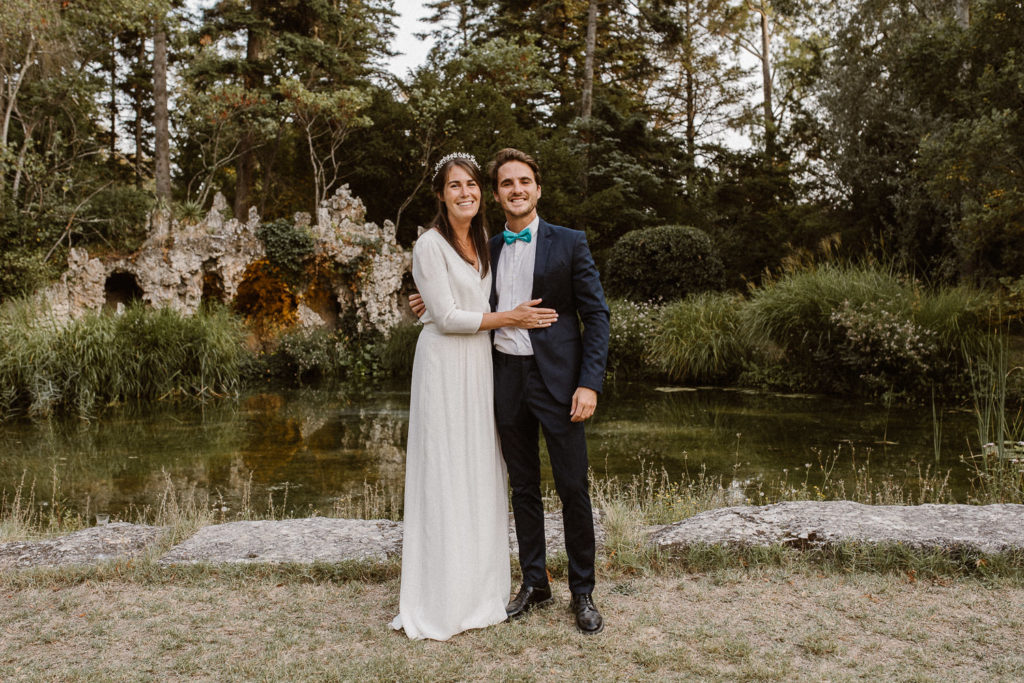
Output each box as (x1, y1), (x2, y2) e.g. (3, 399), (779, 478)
(0, 567), (1021, 681)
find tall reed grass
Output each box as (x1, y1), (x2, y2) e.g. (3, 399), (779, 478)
(0, 300), (248, 420)
(963, 336), (1024, 503)
(378, 320), (421, 380)
(648, 292), (751, 383)
(743, 263), (907, 350)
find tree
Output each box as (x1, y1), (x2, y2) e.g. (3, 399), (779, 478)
(815, 0), (1023, 281)
(153, 19), (170, 200)
(181, 0), (395, 217)
(641, 0), (751, 174)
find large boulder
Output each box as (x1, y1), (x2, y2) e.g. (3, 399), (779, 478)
(650, 501), (1024, 554)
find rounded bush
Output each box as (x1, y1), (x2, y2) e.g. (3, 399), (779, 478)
(605, 225), (724, 301)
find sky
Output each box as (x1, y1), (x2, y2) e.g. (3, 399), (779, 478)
(388, 0), (435, 78)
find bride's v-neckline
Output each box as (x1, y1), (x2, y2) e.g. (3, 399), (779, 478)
(433, 228), (480, 273)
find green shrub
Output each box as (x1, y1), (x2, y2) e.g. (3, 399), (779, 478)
(650, 292), (751, 383)
(0, 301), (248, 420)
(379, 320), (422, 379)
(743, 263), (906, 353)
(84, 186), (154, 253)
(255, 327), (381, 388)
(257, 219), (315, 284)
(606, 299), (661, 380)
(605, 225), (724, 301)
(743, 264), (990, 397)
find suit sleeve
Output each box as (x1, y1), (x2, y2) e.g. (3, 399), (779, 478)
(412, 233), (483, 334)
(571, 231), (611, 393)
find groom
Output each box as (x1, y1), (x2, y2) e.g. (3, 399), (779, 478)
(413, 148), (610, 634)
(487, 148), (610, 635)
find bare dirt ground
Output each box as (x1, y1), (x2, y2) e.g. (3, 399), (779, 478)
(2, 568), (1022, 682)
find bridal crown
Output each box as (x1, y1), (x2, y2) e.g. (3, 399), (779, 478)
(433, 152), (479, 182)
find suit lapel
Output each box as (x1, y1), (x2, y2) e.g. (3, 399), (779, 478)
(532, 218), (552, 299)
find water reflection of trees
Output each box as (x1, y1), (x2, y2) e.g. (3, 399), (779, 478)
(0, 391), (411, 518)
(2, 386), (980, 517)
(588, 386), (976, 494)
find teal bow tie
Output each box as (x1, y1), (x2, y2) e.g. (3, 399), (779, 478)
(503, 229), (532, 245)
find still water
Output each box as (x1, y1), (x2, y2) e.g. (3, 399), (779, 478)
(0, 383), (981, 519)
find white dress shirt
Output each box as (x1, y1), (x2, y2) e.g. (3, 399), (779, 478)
(494, 216), (539, 356)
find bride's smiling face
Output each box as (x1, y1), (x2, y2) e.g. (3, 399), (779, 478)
(440, 164), (481, 226)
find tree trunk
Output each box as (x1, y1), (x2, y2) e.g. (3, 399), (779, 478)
(134, 38), (145, 187)
(581, 0), (597, 119)
(235, 0), (265, 219)
(683, 0), (695, 174)
(757, 5), (775, 158)
(153, 24), (171, 201)
(109, 36), (118, 167)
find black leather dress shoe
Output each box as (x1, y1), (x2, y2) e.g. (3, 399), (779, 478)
(505, 584), (553, 619)
(569, 593), (604, 634)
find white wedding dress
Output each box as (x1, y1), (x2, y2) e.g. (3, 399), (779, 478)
(390, 229), (510, 641)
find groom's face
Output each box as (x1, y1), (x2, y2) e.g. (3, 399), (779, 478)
(493, 161), (541, 223)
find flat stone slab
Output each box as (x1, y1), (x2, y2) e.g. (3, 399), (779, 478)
(651, 501), (1024, 554)
(0, 523), (164, 569)
(158, 518), (404, 565)
(509, 511), (606, 556)
(159, 512), (604, 566)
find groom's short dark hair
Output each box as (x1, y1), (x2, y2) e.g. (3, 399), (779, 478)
(488, 148), (542, 187)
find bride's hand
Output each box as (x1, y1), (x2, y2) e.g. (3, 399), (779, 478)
(510, 299), (558, 329)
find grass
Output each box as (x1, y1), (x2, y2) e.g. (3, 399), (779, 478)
(3, 459), (1024, 680)
(378, 319), (421, 379)
(1, 560), (1022, 681)
(961, 335), (1024, 503)
(610, 263), (991, 398)
(0, 299), (248, 421)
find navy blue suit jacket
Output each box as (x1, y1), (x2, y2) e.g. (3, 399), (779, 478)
(489, 218), (611, 405)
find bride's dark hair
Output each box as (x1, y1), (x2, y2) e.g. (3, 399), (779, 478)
(430, 158), (490, 278)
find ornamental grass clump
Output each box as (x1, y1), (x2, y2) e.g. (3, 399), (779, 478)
(378, 320), (421, 380)
(649, 292), (751, 383)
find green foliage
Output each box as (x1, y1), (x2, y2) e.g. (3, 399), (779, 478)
(820, 0), (1024, 280)
(606, 299), (661, 380)
(743, 263), (990, 396)
(650, 292), (751, 383)
(378, 321), (421, 380)
(253, 328), (382, 389)
(0, 217), (53, 302)
(606, 225), (724, 301)
(0, 301), (248, 420)
(83, 186), (155, 253)
(256, 220), (315, 284)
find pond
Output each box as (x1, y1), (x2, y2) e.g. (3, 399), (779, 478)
(0, 383), (982, 521)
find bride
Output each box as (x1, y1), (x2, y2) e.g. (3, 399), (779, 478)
(390, 152), (558, 641)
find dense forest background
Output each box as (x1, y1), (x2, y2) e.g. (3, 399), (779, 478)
(0, 0), (1021, 302)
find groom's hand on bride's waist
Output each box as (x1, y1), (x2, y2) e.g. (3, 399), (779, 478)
(409, 292), (426, 318)
(570, 387), (598, 423)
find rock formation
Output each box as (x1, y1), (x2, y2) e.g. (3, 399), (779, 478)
(38, 185), (410, 334)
